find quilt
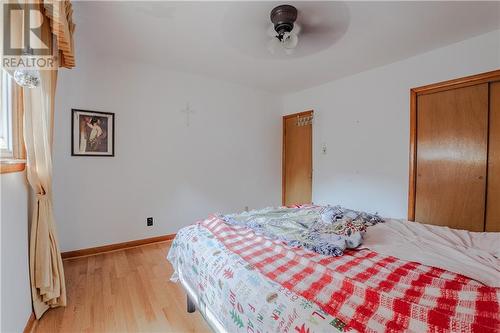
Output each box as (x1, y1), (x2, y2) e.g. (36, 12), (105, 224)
(197, 215), (500, 333)
(168, 224), (350, 333)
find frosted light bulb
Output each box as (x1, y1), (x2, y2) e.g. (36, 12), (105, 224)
(282, 32), (298, 49)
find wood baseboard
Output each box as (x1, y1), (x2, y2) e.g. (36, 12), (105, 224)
(23, 313), (36, 333)
(61, 234), (176, 260)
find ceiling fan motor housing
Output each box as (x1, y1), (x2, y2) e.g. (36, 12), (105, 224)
(270, 5), (298, 35)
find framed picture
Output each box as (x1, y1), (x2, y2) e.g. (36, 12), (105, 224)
(71, 109), (115, 156)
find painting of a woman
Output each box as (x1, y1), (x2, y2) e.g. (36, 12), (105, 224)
(72, 110), (114, 156)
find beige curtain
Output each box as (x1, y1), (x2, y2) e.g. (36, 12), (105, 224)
(24, 68), (66, 319)
(20, 1), (67, 319)
(2, 0), (74, 319)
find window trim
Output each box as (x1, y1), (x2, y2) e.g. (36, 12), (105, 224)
(0, 161), (26, 174)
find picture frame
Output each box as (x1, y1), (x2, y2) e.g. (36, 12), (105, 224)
(71, 109), (115, 156)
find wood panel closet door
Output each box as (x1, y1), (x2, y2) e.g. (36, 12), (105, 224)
(415, 84), (489, 231)
(486, 81), (500, 232)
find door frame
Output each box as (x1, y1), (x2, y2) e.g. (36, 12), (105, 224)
(282, 110), (314, 205)
(408, 69), (500, 221)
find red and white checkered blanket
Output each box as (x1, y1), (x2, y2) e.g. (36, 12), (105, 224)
(200, 216), (500, 333)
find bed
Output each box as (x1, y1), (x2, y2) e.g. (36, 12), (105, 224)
(167, 206), (500, 333)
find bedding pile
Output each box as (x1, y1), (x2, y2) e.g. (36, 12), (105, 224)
(221, 205), (383, 256)
(198, 215), (500, 332)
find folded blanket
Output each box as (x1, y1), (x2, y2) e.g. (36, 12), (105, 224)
(221, 205), (383, 256)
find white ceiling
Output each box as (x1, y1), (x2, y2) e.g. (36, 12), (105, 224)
(74, 1), (500, 93)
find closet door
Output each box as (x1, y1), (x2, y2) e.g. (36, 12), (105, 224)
(415, 84), (489, 231)
(486, 81), (500, 231)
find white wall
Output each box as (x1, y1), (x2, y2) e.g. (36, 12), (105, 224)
(53, 28), (500, 251)
(1, 171), (31, 333)
(53, 55), (282, 252)
(283, 30), (500, 218)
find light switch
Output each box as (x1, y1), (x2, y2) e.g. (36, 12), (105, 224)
(321, 143), (327, 155)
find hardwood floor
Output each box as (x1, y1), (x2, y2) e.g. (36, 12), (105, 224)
(32, 242), (212, 333)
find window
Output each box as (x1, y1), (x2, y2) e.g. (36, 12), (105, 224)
(0, 69), (25, 172)
(1, 70), (14, 159)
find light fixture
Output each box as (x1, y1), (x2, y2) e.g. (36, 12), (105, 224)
(268, 5), (300, 55)
(13, 49), (40, 88)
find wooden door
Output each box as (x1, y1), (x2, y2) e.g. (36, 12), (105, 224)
(283, 111), (313, 206)
(486, 81), (500, 231)
(415, 84), (488, 231)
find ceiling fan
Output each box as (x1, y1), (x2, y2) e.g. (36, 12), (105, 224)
(267, 5), (300, 55)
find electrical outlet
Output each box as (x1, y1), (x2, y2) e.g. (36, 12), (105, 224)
(147, 217), (153, 226)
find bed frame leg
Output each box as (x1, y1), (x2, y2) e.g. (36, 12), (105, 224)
(187, 295), (196, 313)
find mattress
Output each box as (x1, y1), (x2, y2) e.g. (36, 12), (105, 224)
(167, 213), (500, 333)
